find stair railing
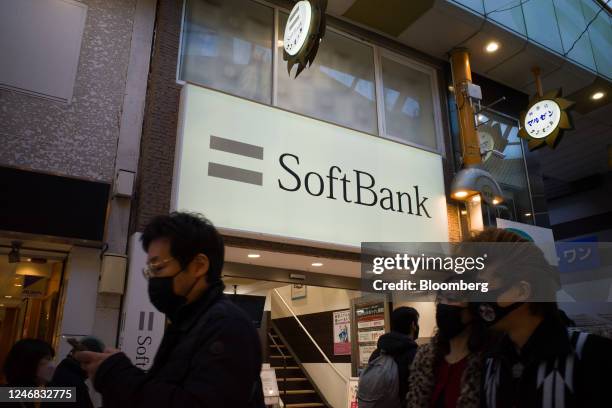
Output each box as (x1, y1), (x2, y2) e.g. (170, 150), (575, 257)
(267, 331), (288, 395)
(272, 288), (349, 384)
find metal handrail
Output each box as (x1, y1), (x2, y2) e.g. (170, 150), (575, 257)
(272, 288), (349, 383)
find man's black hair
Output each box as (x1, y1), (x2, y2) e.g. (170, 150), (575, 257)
(141, 212), (225, 283)
(3, 338), (54, 386)
(391, 306), (419, 335)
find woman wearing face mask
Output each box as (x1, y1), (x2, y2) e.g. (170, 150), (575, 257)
(2, 338), (55, 407)
(406, 291), (490, 408)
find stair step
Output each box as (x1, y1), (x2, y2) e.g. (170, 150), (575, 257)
(281, 390), (316, 395)
(270, 344), (286, 348)
(285, 404), (325, 408)
(270, 355), (292, 359)
(278, 377), (307, 382)
(274, 366), (300, 370)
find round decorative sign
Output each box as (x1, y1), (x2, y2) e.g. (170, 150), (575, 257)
(523, 99), (561, 140)
(518, 89), (574, 151)
(282, 0), (327, 78)
(284, 1), (312, 56)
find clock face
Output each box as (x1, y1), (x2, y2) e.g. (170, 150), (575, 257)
(523, 100), (561, 140)
(284, 1), (312, 56)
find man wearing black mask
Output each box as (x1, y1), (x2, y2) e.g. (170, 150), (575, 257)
(75, 212), (265, 407)
(466, 228), (612, 408)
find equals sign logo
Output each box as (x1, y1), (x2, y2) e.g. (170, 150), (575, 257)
(208, 135), (264, 186)
(139, 311), (155, 332)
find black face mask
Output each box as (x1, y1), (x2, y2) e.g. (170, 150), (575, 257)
(472, 301), (524, 327)
(470, 286), (524, 327)
(148, 272), (187, 316)
(436, 304), (468, 339)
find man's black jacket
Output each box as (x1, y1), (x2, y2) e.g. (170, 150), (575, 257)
(50, 356), (94, 408)
(481, 316), (612, 407)
(368, 331), (418, 405)
(94, 282), (265, 407)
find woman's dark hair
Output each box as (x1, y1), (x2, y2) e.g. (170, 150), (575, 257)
(141, 212), (225, 283)
(432, 310), (492, 365)
(464, 227), (559, 318)
(3, 339), (54, 386)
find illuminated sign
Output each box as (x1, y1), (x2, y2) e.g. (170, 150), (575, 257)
(282, 0), (327, 78)
(519, 89), (573, 150)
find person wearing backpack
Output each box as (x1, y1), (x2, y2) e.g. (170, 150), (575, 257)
(466, 228), (612, 407)
(358, 307), (419, 407)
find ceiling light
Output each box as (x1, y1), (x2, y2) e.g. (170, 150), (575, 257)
(485, 41), (499, 53)
(524, 212), (532, 217)
(472, 195), (481, 202)
(591, 91), (604, 100)
(478, 114), (486, 122)
(454, 191), (469, 198)
(492, 199), (500, 205)
(448, 85), (454, 92)
(15, 284), (22, 287)
(460, 210), (468, 215)
(311, 262), (323, 267)
(0, 304), (4, 307)
(247, 254), (261, 258)
(26, 258), (32, 262)
(5, 296), (12, 299)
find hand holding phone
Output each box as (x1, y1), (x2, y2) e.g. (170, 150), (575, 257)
(67, 337), (87, 352)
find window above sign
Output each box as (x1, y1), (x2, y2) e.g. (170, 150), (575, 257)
(177, 0), (443, 154)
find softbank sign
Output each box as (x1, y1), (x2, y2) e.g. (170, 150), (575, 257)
(173, 85), (449, 247)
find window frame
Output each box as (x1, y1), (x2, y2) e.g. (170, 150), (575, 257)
(176, 0), (447, 156)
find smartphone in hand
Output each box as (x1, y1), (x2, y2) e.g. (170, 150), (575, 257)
(67, 337), (88, 352)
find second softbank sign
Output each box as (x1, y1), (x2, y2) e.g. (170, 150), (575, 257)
(172, 85), (449, 247)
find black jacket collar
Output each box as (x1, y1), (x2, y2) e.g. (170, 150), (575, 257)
(171, 280), (225, 333)
(493, 316), (571, 364)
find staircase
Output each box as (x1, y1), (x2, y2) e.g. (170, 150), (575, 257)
(268, 327), (328, 408)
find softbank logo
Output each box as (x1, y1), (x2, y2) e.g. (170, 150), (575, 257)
(207, 135), (432, 218)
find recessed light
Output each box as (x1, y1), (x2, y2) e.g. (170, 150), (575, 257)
(454, 191), (468, 198)
(524, 212), (532, 217)
(460, 210), (468, 215)
(14, 284), (22, 287)
(472, 195), (481, 202)
(485, 41), (500, 53)
(247, 254), (261, 258)
(26, 258), (32, 262)
(311, 262), (323, 267)
(4, 296), (12, 299)
(591, 91), (604, 100)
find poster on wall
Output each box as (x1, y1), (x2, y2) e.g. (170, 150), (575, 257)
(333, 309), (351, 355)
(346, 377), (359, 408)
(355, 302), (386, 367)
(291, 284), (307, 300)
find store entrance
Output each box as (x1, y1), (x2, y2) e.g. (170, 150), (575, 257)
(0, 243), (67, 381)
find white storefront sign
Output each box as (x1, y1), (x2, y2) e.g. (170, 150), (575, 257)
(173, 85), (449, 247)
(117, 233), (166, 370)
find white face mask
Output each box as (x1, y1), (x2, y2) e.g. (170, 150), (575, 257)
(37, 361), (56, 384)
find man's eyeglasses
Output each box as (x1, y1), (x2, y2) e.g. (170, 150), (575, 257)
(142, 257), (175, 280)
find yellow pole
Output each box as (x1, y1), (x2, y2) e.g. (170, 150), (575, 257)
(450, 48), (481, 167)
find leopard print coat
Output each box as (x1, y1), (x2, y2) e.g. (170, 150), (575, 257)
(405, 342), (482, 408)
